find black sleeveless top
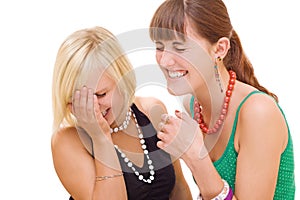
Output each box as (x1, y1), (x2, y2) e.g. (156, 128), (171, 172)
(70, 103), (175, 200)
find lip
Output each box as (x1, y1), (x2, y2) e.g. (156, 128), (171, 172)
(167, 69), (188, 79)
(101, 108), (110, 118)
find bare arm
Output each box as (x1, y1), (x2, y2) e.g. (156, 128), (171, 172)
(51, 127), (127, 200)
(234, 94), (287, 199)
(170, 159), (193, 200)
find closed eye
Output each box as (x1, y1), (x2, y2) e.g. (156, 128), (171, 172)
(175, 48), (186, 52)
(155, 41), (164, 52)
(94, 93), (106, 98)
(156, 47), (164, 51)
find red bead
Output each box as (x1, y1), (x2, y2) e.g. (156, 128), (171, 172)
(226, 90), (232, 97)
(228, 84), (234, 90)
(217, 119), (223, 125)
(223, 102), (229, 109)
(202, 127), (208, 133)
(200, 123), (206, 129)
(230, 72), (236, 79)
(220, 114), (225, 120)
(214, 124), (219, 130)
(229, 79), (235, 85)
(224, 96), (230, 103)
(199, 115), (203, 120)
(222, 108), (227, 115)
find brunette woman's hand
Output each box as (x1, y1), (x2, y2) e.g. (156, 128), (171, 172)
(72, 86), (112, 142)
(157, 110), (206, 161)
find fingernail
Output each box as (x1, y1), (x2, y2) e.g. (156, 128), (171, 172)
(175, 110), (180, 113)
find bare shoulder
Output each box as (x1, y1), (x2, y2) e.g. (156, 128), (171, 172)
(51, 126), (91, 158)
(51, 126), (80, 149)
(239, 93), (281, 121)
(237, 92), (287, 152)
(134, 96), (167, 130)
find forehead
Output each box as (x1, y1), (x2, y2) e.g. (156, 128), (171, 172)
(155, 34), (209, 52)
(95, 71), (115, 91)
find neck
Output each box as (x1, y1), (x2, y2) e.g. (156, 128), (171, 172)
(194, 70), (229, 128)
(193, 70), (236, 136)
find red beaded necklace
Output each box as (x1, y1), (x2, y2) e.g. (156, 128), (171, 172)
(193, 70), (236, 134)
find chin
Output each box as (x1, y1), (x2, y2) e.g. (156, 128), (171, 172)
(167, 86), (190, 96)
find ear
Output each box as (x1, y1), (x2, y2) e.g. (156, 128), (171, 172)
(214, 37), (230, 59)
(67, 103), (73, 114)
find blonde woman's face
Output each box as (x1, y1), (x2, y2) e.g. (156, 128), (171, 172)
(94, 72), (125, 126)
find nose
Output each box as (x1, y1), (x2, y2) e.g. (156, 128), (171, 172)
(157, 50), (175, 68)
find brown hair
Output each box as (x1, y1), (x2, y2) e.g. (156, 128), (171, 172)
(150, 0), (278, 102)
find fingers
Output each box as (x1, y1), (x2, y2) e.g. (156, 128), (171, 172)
(157, 140), (165, 149)
(73, 89), (81, 117)
(86, 88), (94, 115)
(157, 131), (168, 148)
(161, 114), (170, 124)
(79, 87), (88, 119)
(93, 94), (102, 121)
(73, 86), (96, 121)
(158, 122), (165, 131)
(175, 110), (190, 121)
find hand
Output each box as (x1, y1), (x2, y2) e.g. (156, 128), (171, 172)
(157, 110), (206, 161)
(72, 86), (111, 142)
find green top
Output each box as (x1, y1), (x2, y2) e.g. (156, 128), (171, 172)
(190, 91), (295, 199)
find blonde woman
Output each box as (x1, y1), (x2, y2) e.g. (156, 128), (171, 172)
(51, 26), (192, 200)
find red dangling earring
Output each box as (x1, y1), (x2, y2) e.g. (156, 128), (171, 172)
(194, 70), (236, 134)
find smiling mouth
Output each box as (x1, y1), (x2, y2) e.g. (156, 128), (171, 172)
(168, 70), (188, 79)
(101, 108), (109, 117)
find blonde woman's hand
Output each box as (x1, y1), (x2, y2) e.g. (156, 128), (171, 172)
(157, 110), (206, 161)
(72, 86), (112, 142)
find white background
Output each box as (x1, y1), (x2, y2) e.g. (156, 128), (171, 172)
(0, 0), (298, 199)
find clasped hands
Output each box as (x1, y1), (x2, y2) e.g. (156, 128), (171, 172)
(157, 110), (205, 160)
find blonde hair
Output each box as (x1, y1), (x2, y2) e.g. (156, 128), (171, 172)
(52, 26), (136, 133)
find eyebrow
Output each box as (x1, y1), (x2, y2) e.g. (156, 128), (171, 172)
(94, 87), (107, 94)
(154, 41), (185, 46)
(155, 41), (163, 45)
(172, 41), (185, 45)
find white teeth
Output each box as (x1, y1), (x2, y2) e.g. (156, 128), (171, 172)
(168, 70), (187, 78)
(101, 110), (108, 117)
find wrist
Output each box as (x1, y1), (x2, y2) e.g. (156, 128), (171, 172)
(197, 179), (233, 200)
(183, 144), (209, 168)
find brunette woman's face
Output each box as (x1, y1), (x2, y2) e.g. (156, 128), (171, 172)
(154, 27), (215, 96)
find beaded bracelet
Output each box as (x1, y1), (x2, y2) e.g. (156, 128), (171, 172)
(197, 179), (233, 200)
(95, 173), (123, 181)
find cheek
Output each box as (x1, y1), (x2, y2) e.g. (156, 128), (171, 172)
(155, 51), (162, 63)
(111, 89), (125, 107)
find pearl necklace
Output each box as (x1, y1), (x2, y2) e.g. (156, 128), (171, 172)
(110, 109), (132, 134)
(194, 70), (236, 134)
(114, 108), (155, 184)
